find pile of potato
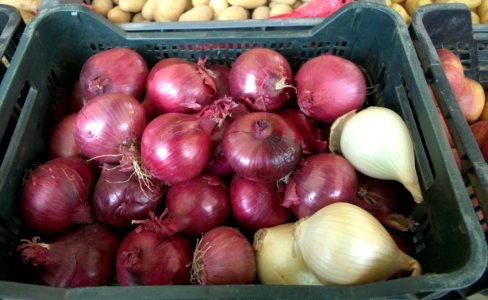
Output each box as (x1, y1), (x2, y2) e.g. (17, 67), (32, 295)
(385, 0), (488, 25)
(92, 0), (311, 22)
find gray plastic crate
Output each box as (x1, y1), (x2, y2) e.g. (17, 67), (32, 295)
(0, 2), (486, 299)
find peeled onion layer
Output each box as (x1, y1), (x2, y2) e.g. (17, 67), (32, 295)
(294, 202), (421, 285)
(254, 223), (322, 285)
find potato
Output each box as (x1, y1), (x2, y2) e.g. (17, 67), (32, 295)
(142, 0), (157, 20)
(391, 3), (411, 24)
(252, 5), (270, 19)
(210, 0), (230, 17)
(185, 0), (193, 10)
(478, 0), (488, 23)
(292, 1), (301, 8)
(107, 6), (131, 23)
(217, 5), (250, 20)
(269, 3), (293, 16)
(270, 0), (296, 4)
(179, 5), (214, 20)
(471, 10), (481, 23)
(434, 0), (481, 9)
(192, 0), (210, 5)
(405, 0), (432, 15)
(112, 0), (119, 5)
(92, 0), (113, 16)
(154, 0), (187, 21)
(119, 0), (146, 13)
(227, 0), (267, 9)
(132, 12), (149, 21)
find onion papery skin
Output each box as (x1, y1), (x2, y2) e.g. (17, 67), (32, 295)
(74, 92), (147, 168)
(223, 112), (302, 182)
(283, 153), (358, 219)
(49, 113), (83, 159)
(162, 173), (230, 237)
(20, 157), (95, 234)
(92, 164), (164, 228)
(140, 112), (213, 184)
(296, 54), (366, 124)
(18, 223), (119, 288)
(79, 48), (148, 101)
(146, 58), (216, 114)
(191, 226), (256, 285)
(229, 48), (294, 112)
(230, 174), (290, 231)
(278, 109), (327, 156)
(116, 229), (192, 286)
(294, 202), (421, 285)
(208, 64), (232, 101)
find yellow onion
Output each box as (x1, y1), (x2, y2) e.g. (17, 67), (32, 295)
(253, 223), (322, 285)
(294, 202), (421, 285)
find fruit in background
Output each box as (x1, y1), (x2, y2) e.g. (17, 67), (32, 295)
(452, 148), (462, 173)
(456, 77), (485, 123)
(436, 106), (454, 147)
(437, 49), (465, 96)
(470, 120), (488, 162)
(479, 93), (488, 121)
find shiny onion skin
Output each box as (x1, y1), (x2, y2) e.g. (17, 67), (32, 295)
(141, 107), (220, 184)
(223, 112), (302, 182)
(20, 157), (95, 234)
(229, 48), (294, 112)
(230, 175), (290, 231)
(74, 92), (147, 169)
(191, 226), (256, 285)
(146, 58), (216, 114)
(296, 54), (366, 124)
(116, 221), (192, 285)
(49, 113), (83, 159)
(79, 48), (148, 101)
(278, 109), (327, 156)
(17, 223), (119, 288)
(161, 173), (230, 237)
(92, 164), (164, 228)
(283, 153), (358, 219)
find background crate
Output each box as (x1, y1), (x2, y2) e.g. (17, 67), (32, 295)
(410, 4), (488, 297)
(0, 2), (486, 299)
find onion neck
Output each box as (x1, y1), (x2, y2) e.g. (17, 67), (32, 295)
(255, 120), (273, 139)
(17, 237), (49, 267)
(88, 76), (111, 95)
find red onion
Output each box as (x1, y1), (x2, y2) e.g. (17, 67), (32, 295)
(146, 58), (216, 114)
(282, 153), (358, 219)
(278, 109), (327, 156)
(70, 81), (86, 112)
(229, 174), (290, 231)
(208, 64), (231, 100)
(49, 113), (83, 159)
(156, 173), (230, 237)
(79, 48), (148, 101)
(74, 92), (147, 170)
(17, 223), (119, 287)
(92, 163), (164, 228)
(191, 226), (256, 285)
(141, 99), (233, 184)
(21, 157), (95, 233)
(205, 103), (249, 178)
(116, 216), (192, 285)
(223, 112), (302, 182)
(229, 48), (294, 112)
(296, 54), (367, 123)
(353, 173), (414, 232)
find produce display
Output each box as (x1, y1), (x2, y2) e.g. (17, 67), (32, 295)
(15, 47), (424, 287)
(384, 0), (488, 24)
(89, 0), (349, 22)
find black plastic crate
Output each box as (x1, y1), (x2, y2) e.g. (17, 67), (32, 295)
(0, 2), (486, 299)
(0, 4), (24, 170)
